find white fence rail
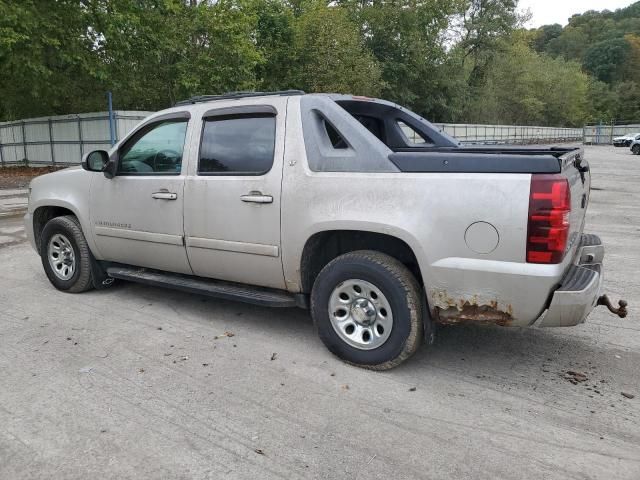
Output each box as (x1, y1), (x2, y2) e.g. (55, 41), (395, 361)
(0, 111), (586, 167)
(0, 111), (151, 166)
(433, 123), (583, 144)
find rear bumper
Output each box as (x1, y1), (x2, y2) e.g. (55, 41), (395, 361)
(535, 234), (604, 327)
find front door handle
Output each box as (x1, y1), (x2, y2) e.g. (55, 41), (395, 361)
(241, 192), (273, 204)
(151, 192), (178, 200)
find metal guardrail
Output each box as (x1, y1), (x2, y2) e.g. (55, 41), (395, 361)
(0, 111), (151, 167)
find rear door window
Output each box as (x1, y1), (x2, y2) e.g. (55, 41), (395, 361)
(199, 115), (276, 175)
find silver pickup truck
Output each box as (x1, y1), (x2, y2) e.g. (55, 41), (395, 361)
(24, 91), (627, 369)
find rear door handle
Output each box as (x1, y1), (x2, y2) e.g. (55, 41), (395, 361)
(240, 193), (273, 204)
(151, 192), (178, 200)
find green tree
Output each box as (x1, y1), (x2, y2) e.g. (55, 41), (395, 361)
(86, 0), (261, 109)
(174, 0), (262, 99)
(2, 0), (635, 126)
(252, 0), (296, 91)
(466, 34), (589, 126)
(583, 38), (631, 83)
(614, 81), (640, 123)
(544, 26), (590, 61)
(339, 0), (464, 120)
(623, 33), (640, 80)
(459, 0), (521, 75)
(291, 4), (382, 96)
(531, 24), (563, 53)
(0, 0), (104, 119)
(585, 80), (618, 123)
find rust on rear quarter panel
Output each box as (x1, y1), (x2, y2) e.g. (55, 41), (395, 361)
(431, 290), (513, 326)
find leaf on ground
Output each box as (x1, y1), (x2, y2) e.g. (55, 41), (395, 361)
(214, 331), (235, 339)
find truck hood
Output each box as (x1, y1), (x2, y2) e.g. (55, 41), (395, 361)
(29, 166), (85, 191)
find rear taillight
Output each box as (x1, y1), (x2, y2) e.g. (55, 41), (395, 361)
(527, 174), (571, 264)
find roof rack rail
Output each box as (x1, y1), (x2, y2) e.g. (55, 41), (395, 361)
(174, 90), (306, 106)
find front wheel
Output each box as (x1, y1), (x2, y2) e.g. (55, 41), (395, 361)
(310, 251), (425, 370)
(40, 215), (94, 293)
(632, 144), (640, 155)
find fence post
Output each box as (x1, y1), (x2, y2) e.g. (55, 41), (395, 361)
(48, 119), (56, 165)
(78, 116), (84, 160)
(21, 120), (27, 166)
(0, 127), (4, 167)
(610, 121), (614, 145)
(107, 91), (116, 146)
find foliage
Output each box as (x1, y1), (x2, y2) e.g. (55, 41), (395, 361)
(583, 38), (630, 83)
(466, 33), (589, 126)
(531, 1), (640, 123)
(85, 0), (262, 110)
(339, 0), (463, 119)
(586, 79), (618, 123)
(290, 2), (383, 96)
(0, 0), (105, 119)
(1, 0), (639, 126)
(252, 0), (295, 91)
(613, 81), (640, 123)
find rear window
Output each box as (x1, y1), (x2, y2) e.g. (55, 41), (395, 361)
(199, 115), (276, 175)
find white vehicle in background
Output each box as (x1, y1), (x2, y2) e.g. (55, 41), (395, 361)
(613, 132), (640, 147)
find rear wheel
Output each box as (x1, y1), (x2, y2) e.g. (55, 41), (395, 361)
(310, 251), (424, 370)
(632, 144), (640, 155)
(40, 216), (94, 293)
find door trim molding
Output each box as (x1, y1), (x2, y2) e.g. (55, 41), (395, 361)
(186, 236), (279, 257)
(95, 226), (184, 246)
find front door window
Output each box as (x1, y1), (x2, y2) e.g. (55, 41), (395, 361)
(118, 120), (188, 175)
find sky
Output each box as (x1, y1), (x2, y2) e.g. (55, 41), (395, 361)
(519, 0), (637, 28)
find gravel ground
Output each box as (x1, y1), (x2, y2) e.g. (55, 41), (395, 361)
(0, 145), (638, 479)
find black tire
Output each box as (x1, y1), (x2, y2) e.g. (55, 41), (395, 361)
(632, 145), (640, 155)
(40, 215), (94, 293)
(310, 250), (424, 370)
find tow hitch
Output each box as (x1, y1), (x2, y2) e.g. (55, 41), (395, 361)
(597, 295), (628, 318)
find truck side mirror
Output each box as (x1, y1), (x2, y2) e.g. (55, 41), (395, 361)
(82, 150), (109, 173)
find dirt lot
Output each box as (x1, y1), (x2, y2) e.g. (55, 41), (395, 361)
(0, 165), (65, 189)
(0, 145), (638, 479)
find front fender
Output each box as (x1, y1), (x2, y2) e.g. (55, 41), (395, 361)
(27, 168), (101, 258)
